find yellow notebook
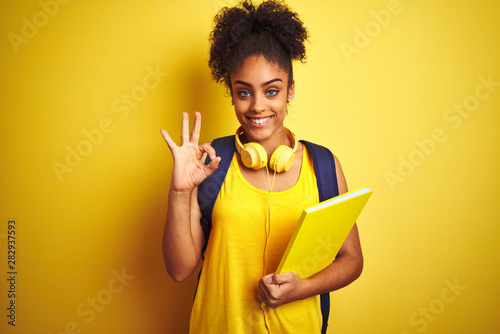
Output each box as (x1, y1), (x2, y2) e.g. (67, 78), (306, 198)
(276, 186), (373, 279)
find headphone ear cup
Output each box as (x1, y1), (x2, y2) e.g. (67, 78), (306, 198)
(241, 142), (268, 170)
(269, 145), (296, 172)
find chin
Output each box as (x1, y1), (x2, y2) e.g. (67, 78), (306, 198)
(245, 126), (279, 143)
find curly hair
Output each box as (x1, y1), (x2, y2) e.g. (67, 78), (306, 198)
(209, 0), (308, 91)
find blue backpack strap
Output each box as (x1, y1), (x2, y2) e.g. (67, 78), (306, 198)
(301, 140), (339, 334)
(197, 135), (236, 256)
(194, 135), (235, 304)
(301, 140), (339, 200)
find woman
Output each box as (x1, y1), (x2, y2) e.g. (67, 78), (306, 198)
(161, 1), (363, 332)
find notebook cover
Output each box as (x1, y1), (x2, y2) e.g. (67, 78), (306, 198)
(276, 187), (372, 279)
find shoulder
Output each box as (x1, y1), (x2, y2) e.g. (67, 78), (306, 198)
(300, 140), (347, 194)
(299, 139), (336, 163)
(210, 134), (236, 146)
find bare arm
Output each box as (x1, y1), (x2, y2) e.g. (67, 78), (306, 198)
(162, 187), (204, 282)
(160, 112), (220, 282)
(298, 154), (363, 293)
(259, 155), (364, 307)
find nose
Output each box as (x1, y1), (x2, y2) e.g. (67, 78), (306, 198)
(250, 95), (266, 113)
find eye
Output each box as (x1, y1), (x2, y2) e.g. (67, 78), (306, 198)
(266, 89), (278, 97)
(238, 90), (251, 97)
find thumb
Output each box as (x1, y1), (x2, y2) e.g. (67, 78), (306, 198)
(272, 272), (293, 285)
(199, 156), (220, 182)
(206, 156), (221, 173)
(264, 273), (275, 284)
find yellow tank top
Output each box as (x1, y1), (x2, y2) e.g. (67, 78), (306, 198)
(190, 146), (322, 333)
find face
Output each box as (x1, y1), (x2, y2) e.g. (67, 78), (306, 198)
(230, 55), (295, 144)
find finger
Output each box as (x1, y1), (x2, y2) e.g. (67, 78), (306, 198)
(258, 280), (271, 300)
(203, 157), (221, 177)
(272, 272), (292, 285)
(190, 111), (201, 144)
(262, 272), (274, 280)
(199, 143), (217, 160)
(160, 129), (178, 151)
(180, 112), (190, 145)
(199, 151), (208, 165)
(260, 275), (275, 294)
(258, 281), (278, 309)
(264, 273), (276, 284)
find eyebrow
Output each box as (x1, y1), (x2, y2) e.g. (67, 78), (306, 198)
(233, 78), (283, 88)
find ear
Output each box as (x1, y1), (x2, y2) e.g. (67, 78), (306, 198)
(287, 80), (296, 102)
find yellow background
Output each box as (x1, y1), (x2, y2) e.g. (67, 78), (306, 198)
(1, 0), (499, 333)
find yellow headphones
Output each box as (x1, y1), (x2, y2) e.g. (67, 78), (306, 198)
(234, 126), (297, 173)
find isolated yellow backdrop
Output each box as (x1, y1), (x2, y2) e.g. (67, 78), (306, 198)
(1, 0), (499, 333)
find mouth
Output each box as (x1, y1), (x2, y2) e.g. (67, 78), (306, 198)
(247, 116), (273, 125)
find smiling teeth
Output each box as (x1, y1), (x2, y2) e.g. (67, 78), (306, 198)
(250, 117), (271, 124)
